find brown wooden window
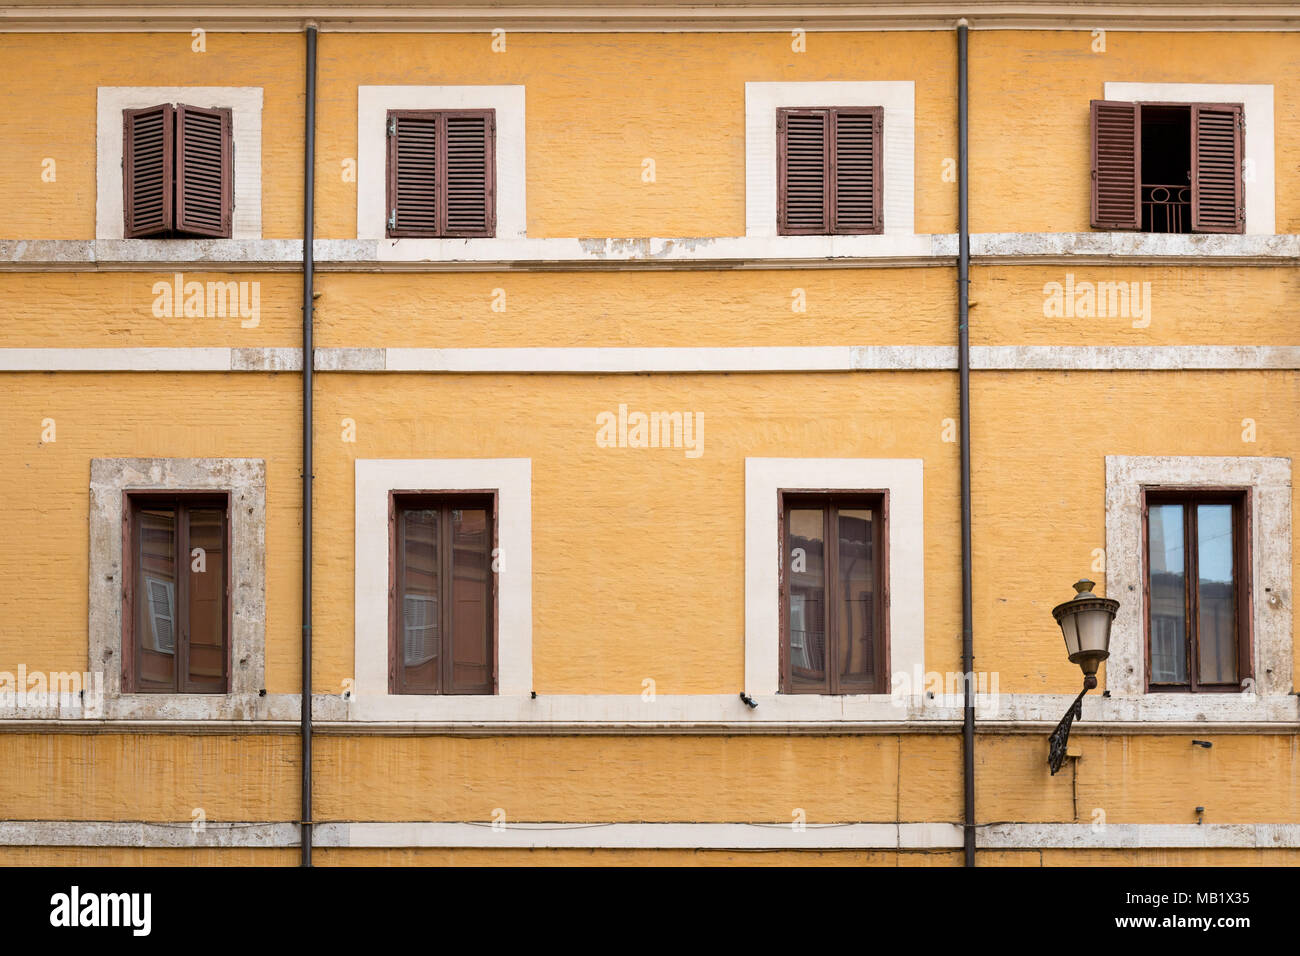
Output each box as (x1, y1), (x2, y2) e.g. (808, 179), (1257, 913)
(123, 104), (233, 239)
(123, 494), (230, 693)
(780, 493), (888, 694)
(777, 107), (883, 236)
(386, 109), (496, 238)
(1091, 100), (1244, 234)
(389, 493), (496, 694)
(1143, 490), (1252, 692)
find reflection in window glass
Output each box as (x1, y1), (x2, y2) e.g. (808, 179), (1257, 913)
(1148, 503), (1187, 684)
(1197, 504), (1237, 685)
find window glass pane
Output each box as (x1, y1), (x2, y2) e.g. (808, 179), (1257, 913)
(450, 507), (492, 693)
(1196, 503), (1237, 685)
(787, 508), (827, 692)
(1148, 503), (1188, 684)
(186, 508), (226, 686)
(136, 507), (176, 690)
(837, 507), (877, 690)
(400, 509), (440, 692)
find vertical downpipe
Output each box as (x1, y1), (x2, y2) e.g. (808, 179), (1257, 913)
(300, 22), (317, 868)
(957, 18), (976, 868)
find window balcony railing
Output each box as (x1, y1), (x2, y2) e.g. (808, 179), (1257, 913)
(1141, 183), (1191, 234)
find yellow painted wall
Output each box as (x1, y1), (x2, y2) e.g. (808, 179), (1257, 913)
(0, 373), (302, 685)
(971, 30), (1300, 234)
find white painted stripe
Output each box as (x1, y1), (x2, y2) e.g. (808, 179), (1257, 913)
(0, 347), (232, 371)
(2, 234), (1298, 270)
(5, 346), (1300, 373)
(3, 821), (1298, 851)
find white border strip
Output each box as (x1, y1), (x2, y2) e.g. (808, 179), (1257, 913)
(358, 85), (526, 241)
(96, 87), (263, 240)
(746, 81), (915, 237)
(744, 458), (924, 697)
(5, 821), (1300, 851)
(7, 346), (1300, 373)
(354, 458), (533, 700)
(1105, 82), (1274, 235)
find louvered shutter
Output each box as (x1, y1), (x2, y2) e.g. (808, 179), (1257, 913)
(778, 109), (830, 234)
(443, 110), (495, 238)
(831, 107), (882, 234)
(1090, 99), (1140, 230)
(146, 577), (175, 653)
(175, 105), (232, 238)
(1191, 103), (1244, 234)
(123, 104), (174, 238)
(387, 111), (439, 236)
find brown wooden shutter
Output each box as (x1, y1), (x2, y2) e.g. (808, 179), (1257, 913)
(1191, 103), (1244, 234)
(1090, 99), (1140, 230)
(388, 109), (495, 238)
(831, 107), (883, 234)
(778, 109), (830, 235)
(387, 110), (439, 237)
(175, 105), (233, 238)
(442, 110), (495, 238)
(123, 104), (174, 238)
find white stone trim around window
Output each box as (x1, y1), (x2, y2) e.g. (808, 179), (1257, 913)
(1105, 455), (1292, 698)
(744, 458), (925, 703)
(357, 85), (527, 241)
(87, 458), (267, 714)
(353, 458), (532, 711)
(745, 81), (915, 238)
(1104, 82), (1275, 235)
(96, 87), (263, 240)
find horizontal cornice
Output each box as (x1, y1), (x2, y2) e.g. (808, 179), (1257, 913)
(1, 3), (1299, 32)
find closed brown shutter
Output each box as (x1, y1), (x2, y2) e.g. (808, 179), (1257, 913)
(387, 109), (495, 238)
(1090, 99), (1141, 230)
(443, 110), (495, 238)
(831, 107), (882, 234)
(387, 111), (439, 237)
(1191, 103), (1244, 234)
(175, 105), (233, 238)
(778, 107), (883, 236)
(778, 109), (830, 234)
(123, 104), (174, 238)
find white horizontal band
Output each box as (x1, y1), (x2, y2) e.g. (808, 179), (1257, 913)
(5, 346), (1300, 373)
(0, 234), (1297, 270)
(3, 821), (1298, 851)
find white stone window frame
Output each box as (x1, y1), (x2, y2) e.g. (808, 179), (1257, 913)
(88, 458), (267, 714)
(1104, 82), (1275, 235)
(745, 81), (915, 239)
(1105, 455), (1292, 699)
(357, 85), (527, 242)
(353, 459), (532, 718)
(96, 87), (263, 240)
(745, 458), (925, 713)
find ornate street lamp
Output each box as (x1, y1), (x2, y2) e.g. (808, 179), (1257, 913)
(1047, 579), (1119, 775)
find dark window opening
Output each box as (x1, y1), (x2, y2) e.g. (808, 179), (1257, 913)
(1144, 489), (1251, 693)
(389, 493), (496, 695)
(780, 493), (888, 695)
(123, 493), (230, 694)
(1140, 105), (1192, 233)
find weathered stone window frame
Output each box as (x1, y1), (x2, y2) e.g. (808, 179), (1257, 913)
(89, 459), (267, 713)
(1105, 455), (1292, 698)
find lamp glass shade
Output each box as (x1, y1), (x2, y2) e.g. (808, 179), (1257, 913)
(1075, 606), (1112, 657)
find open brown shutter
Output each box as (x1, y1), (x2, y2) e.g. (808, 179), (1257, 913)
(442, 110), (495, 238)
(387, 110), (438, 237)
(175, 105), (232, 238)
(123, 104), (174, 238)
(778, 109), (830, 235)
(831, 107), (883, 234)
(1191, 103), (1243, 234)
(1090, 99), (1140, 230)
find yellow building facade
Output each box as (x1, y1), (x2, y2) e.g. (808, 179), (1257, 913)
(0, 1), (1297, 866)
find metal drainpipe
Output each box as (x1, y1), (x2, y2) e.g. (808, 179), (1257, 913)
(300, 21), (317, 868)
(957, 18), (976, 868)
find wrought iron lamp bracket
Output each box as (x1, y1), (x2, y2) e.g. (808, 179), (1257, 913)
(1047, 684), (1090, 776)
